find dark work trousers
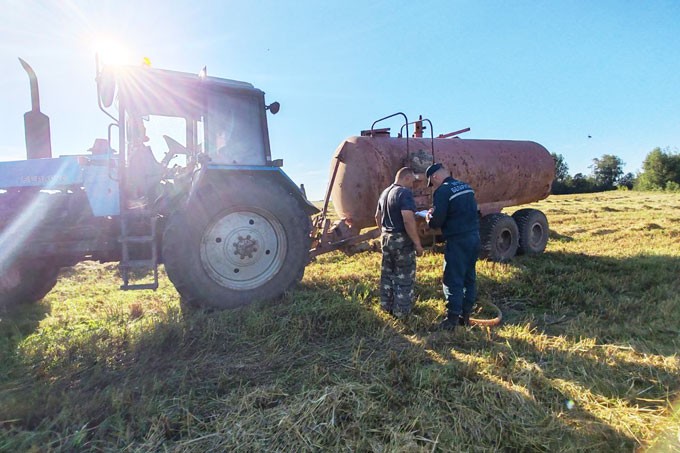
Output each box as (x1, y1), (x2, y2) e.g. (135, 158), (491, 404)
(442, 231), (481, 317)
(380, 232), (416, 316)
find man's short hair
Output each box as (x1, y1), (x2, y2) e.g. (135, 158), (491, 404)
(395, 167), (415, 182)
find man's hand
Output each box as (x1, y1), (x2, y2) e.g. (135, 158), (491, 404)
(425, 207), (434, 222)
(402, 210), (423, 255)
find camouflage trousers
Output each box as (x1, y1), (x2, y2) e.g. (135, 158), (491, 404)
(380, 232), (416, 316)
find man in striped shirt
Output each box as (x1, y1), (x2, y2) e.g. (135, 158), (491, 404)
(425, 163), (481, 331)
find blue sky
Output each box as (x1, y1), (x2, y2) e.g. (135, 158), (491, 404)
(1, 0), (679, 199)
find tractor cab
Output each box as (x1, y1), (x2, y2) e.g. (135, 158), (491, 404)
(96, 63), (277, 203)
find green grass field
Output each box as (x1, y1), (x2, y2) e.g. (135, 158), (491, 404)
(1, 191), (679, 452)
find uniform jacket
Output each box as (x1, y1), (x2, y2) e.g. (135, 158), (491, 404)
(427, 177), (479, 238)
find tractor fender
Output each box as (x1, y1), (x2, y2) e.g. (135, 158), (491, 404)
(187, 165), (319, 216)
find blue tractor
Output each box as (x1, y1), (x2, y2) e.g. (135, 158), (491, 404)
(0, 59), (318, 310)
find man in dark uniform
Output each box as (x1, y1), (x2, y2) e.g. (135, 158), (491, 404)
(375, 167), (424, 318)
(425, 163), (480, 330)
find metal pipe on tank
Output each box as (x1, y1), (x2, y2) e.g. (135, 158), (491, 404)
(369, 112), (409, 162)
(400, 117), (434, 161)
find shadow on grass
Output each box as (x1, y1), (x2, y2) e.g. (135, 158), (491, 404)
(2, 248), (678, 450)
(0, 300), (51, 355)
(548, 230), (574, 242)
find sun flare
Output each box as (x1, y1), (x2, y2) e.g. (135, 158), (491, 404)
(92, 37), (132, 65)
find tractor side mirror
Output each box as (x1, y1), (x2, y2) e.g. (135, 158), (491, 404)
(98, 68), (116, 108)
(266, 102), (280, 115)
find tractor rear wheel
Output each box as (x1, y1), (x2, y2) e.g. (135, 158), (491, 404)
(0, 260), (60, 309)
(163, 178), (311, 310)
(479, 213), (519, 262)
(512, 208), (549, 255)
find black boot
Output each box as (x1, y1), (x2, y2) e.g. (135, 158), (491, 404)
(438, 317), (458, 331)
(459, 313), (471, 327)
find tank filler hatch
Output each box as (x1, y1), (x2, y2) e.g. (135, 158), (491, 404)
(360, 127), (390, 137)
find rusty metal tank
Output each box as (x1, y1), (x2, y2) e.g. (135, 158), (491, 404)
(329, 135), (555, 229)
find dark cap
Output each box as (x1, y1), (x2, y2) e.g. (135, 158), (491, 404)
(425, 163), (443, 187)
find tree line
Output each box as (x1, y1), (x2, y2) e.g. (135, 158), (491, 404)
(551, 147), (680, 194)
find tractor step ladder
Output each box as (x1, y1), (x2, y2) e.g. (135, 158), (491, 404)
(119, 210), (159, 291)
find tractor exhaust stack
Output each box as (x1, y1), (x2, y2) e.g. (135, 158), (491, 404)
(19, 58), (52, 159)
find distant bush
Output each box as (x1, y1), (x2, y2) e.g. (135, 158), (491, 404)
(635, 147), (680, 191)
(616, 172), (636, 190)
(665, 181), (680, 192)
(552, 173), (613, 195)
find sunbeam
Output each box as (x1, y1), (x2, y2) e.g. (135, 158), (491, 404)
(0, 159), (77, 293)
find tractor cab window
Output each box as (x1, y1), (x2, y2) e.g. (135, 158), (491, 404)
(125, 114), (196, 199)
(126, 114), (196, 169)
(205, 91), (266, 165)
(143, 115), (189, 168)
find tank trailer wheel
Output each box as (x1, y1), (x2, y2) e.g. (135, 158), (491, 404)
(0, 261), (60, 309)
(479, 213), (519, 262)
(163, 179), (311, 310)
(512, 208), (549, 255)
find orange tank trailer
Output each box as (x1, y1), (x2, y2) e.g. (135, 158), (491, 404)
(311, 116), (555, 262)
